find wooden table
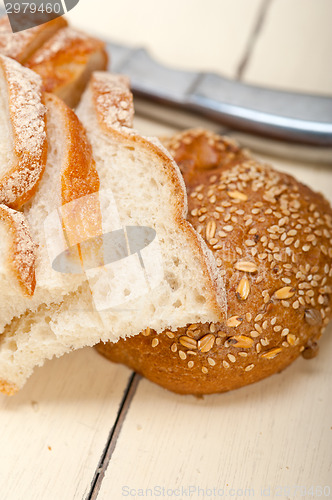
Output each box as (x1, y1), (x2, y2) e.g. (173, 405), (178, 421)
(1, 1), (331, 499)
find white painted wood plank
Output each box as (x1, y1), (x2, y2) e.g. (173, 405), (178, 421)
(66, 0), (264, 77)
(96, 328), (332, 500)
(243, 0), (332, 94)
(0, 348), (132, 500)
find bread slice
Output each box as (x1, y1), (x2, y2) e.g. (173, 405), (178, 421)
(0, 204), (37, 297)
(0, 15), (67, 63)
(0, 90), (99, 333)
(0, 55), (47, 209)
(0, 72), (225, 395)
(26, 27), (108, 108)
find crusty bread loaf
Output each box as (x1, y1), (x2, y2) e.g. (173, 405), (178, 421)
(0, 16), (67, 63)
(0, 75), (225, 395)
(0, 79), (99, 332)
(26, 27), (108, 108)
(0, 15), (108, 108)
(0, 55), (47, 209)
(97, 129), (332, 395)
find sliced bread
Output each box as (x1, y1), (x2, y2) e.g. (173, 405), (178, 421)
(0, 72), (226, 394)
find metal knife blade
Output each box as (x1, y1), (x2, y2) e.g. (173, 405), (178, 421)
(108, 42), (332, 148)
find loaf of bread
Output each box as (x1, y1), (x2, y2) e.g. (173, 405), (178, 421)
(0, 75), (225, 395)
(0, 15), (108, 107)
(0, 54), (101, 333)
(97, 129), (332, 395)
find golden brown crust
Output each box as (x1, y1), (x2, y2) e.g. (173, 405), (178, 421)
(0, 55), (48, 209)
(45, 92), (102, 247)
(0, 15), (67, 63)
(0, 204), (36, 296)
(26, 27), (108, 108)
(97, 129), (332, 395)
(0, 378), (18, 396)
(89, 75), (226, 320)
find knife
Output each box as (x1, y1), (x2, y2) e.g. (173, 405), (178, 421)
(108, 42), (332, 149)
(1, 5), (331, 157)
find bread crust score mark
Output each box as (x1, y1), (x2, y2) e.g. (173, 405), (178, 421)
(97, 129), (332, 395)
(0, 204), (37, 296)
(89, 73), (226, 320)
(0, 55), (47, 209)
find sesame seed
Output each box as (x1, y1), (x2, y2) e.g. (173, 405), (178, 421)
(178, 350), (187, 360)
(201, 367), (208, 374)
(227, 354), (236, 363)
(151, 338), (159, 348)
(245, 364), (255, 372)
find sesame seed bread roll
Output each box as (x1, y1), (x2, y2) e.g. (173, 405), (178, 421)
(97, 129), (332, 395)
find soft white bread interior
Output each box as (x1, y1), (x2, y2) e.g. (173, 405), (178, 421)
(0, 72), (225, 395)
(0, 90), (98, 333)
(0, 55), (47, 209)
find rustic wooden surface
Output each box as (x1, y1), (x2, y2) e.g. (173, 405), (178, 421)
(1, 1), (332, 499)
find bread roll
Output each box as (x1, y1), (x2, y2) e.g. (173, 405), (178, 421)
(97, 129), (332, 395)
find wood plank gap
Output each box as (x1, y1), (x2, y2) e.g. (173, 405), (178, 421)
(86, 372), (141, 500)
(236, 0), (273, 80)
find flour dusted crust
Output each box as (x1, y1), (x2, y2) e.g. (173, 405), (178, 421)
(97, 129), (332, 395)
(0, 55), (47, 209)
(0, 15), (67, 63)
(90, 73), (134, 128)
(0, 204), (37, 296)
